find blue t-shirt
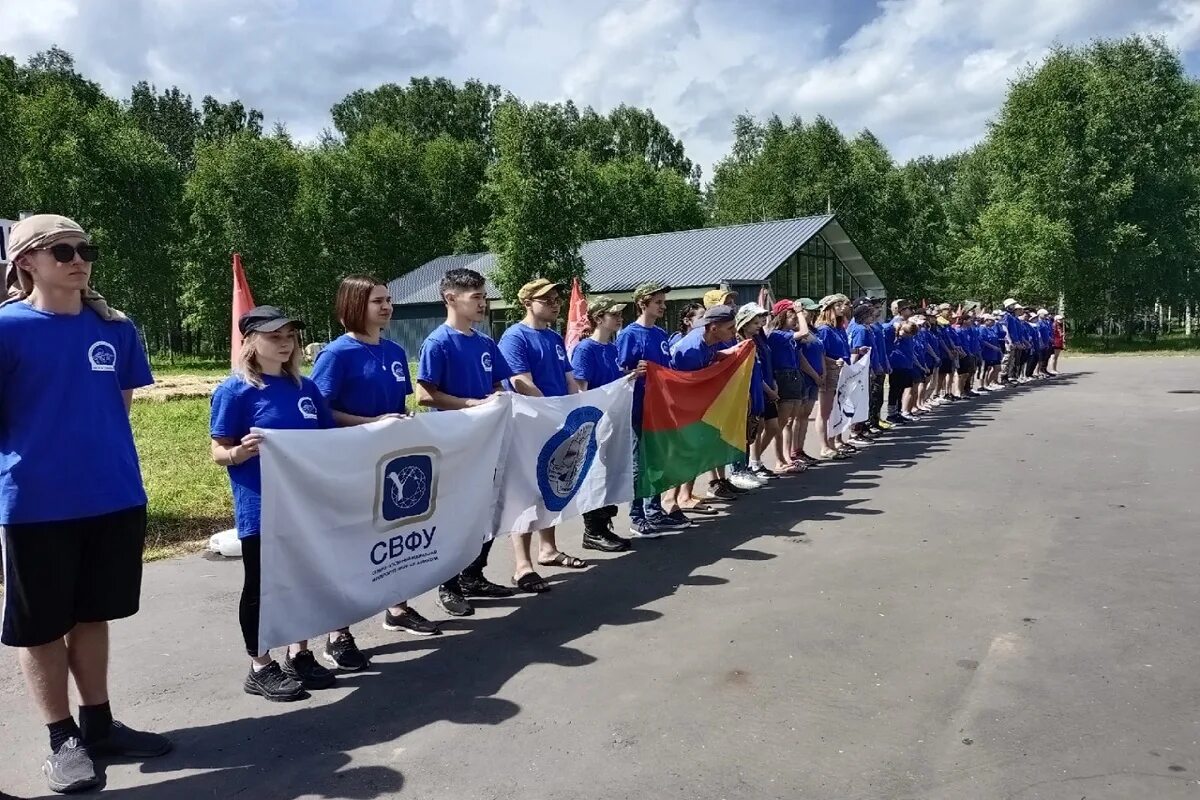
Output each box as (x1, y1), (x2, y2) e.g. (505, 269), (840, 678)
(310, 334), (410, 418)
(498, 323), (572, 397)
(871, 323), (890, 371)
(417, 324), (512, 403)
(889, 336), (916, 371)
(570, 338), (623, 388)
(815, 324), (850, 361)
(616, 321), (671, 423)
(210, 375), (335, 538)
(749, 346), (767, 416)
(766, 330), (800, 371)
(670, 328), (716, 372)
(799, 338), (825, 388)
(667, 331), (686, 348)
(0, 302), (154, 524)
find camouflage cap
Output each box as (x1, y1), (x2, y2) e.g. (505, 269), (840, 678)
(633, 281), (671, 302)
(587, 296), (627, 318)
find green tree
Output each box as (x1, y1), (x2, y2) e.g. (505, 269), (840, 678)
(484, 101), (589, 301)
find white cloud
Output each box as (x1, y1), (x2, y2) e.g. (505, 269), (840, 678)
(0, 0), (1194, 179)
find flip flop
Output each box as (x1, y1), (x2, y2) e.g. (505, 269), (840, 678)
(679, 502), (719, 515)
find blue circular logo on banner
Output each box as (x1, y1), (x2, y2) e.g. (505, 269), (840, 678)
(536, 406), (602, 512)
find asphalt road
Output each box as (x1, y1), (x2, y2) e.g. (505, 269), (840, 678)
(2, 356), (1198, 800)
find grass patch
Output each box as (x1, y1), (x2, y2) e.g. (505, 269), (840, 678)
(1067, 333), (1200, 355)
(131, 396), (232, 560)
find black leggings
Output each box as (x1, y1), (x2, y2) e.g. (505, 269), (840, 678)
(240, 535), (262, 657)
(583, 505), (619, 533)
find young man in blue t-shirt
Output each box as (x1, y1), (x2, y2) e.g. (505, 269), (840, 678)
(499, 279), (585, 594)
(616, 281), (689, 536)
(416, 268), (517, 617)
(0, 215), (171, 793)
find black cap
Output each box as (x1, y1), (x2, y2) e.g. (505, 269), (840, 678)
(238, 305), (306, 335)
(693, 305), (736, 328)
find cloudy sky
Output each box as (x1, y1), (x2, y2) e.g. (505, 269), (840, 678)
(2, 0), (1198, 179)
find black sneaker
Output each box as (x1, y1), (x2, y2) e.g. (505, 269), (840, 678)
(85, 720), (173, 758)
(43, 738), (99, 794)
(458, 575), (517, 598)
(750, 464), (774, 479)
(583, 530), (630, 552)
(436, 585), (475, 617)
(244, 662), (305, 702)
(322, 633), (371, 672)
(383, 606), (442, 636)
(282, 649), (337, 689)
(665, 508), (696, 528)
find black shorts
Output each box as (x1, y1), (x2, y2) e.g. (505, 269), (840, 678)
(2, 505), (146, 647)
(957, 356), (976, 375)
(763, 400), (779, 421)
(939, 359), (955, 375)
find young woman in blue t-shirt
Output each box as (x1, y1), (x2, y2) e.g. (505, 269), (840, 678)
(310, 275), (441, 640)
(210, 306), (344, 702)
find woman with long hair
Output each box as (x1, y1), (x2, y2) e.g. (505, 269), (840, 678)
(310, 274), (443, 639)
(210, 306), (342, 702)
(813, 295), (852, 459)
(765, 301), (814, 474)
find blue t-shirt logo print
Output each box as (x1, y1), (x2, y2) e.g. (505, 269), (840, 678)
(537, 406), (602, 512)
(376, 451), (436, 530)
(481, 352), (492, 372)
(88, 341), (117, 372)
(298, 396), (318, 420)
(390, 361), (406, 382)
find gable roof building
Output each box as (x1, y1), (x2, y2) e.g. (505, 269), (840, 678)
(385, 214), (884, 353)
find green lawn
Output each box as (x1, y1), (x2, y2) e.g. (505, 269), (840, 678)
(1067, 332), (1200, 355)
(131, 396), (232, 559)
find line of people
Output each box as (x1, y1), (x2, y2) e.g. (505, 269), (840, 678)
(0, 211), (1068, 793)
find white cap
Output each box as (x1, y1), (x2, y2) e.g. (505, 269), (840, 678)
(1003, 298), (1018, 308)
(1037, 308), (1049, 316)
(1054, 314), (1063, 321)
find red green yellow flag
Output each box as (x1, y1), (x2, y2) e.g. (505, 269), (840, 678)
(636, 340), (755, 497)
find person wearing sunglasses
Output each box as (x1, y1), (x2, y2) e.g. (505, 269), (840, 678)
(498, 279), (585, 595)
(0, 214), (171, 794)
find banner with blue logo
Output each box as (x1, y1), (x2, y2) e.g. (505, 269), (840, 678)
(496, 378), (635, 535)
(256, 400), (509, 653)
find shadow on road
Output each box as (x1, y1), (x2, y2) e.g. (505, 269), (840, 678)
(14, 374), (1085, 799)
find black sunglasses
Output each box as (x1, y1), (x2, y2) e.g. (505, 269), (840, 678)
(40, 243), (100, 263)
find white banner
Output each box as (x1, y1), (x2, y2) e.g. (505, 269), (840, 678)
(497, 378), (635, 534)
(256, 400), (510, 653)
(827, 352), (871, 436)
(255, 381), (637, 652)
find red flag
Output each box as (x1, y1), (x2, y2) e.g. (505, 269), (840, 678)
(565, 277), (588, 355)
(757, 284), (774, 312)
(231, 253), (256, 368)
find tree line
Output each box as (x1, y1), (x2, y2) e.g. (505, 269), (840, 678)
(1, 36), (1195, 354)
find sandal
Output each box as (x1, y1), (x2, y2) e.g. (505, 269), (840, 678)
(513, 571), (551, 593)
(537, 552), (587, 569)
(773, 463), (805, 476)
(679, 501), (719, 515)
(821, 450), (851, 461)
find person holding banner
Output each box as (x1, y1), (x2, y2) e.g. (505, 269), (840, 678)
(663, 302), (715, 516)
(846, 302), (876, 445)
(2, 215), (171, 794)
(310, 274), (441, 638)
(617, 282), (689, 534)
(499, 279), (587, 592)
(211, 305), (344, 701)
(415, 267), (517, 617)
(735, 304), (773, 482)
(571, 296), (637, 553)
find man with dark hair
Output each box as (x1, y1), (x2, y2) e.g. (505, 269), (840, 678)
(1, 215), (171, 793)
(416, 267), (517, 617)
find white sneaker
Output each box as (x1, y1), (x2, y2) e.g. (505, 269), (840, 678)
(729, 472), (761, 490)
